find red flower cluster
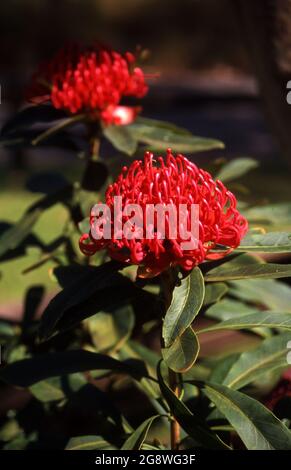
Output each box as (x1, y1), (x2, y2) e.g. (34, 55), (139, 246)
(80, 150), (248, 276)
(27, 44), (148, 125)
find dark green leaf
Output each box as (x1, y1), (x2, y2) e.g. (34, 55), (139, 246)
(0, 350), (148, 387)
(0, 105), (67, 136)
(39, 261), (135, 341)
(205, 261), (291, 282)
(203, 382), (291, 449)
(198, 311), (291, 334)
(162, 326), (200, 372)
(238, 232), (291, 253)
(209, 354), (240, 384)
(203, 283), (228, 306)
(162, 268), (205, 347)
(134, 117), (192, 135)
(103, 125), (137, 156)
(121, 415), (159, 450)
(157, 362), (229, 449)
(31, 114), (85, 146)
(127, 121), (224, 153)
(222, 333), (291, 390)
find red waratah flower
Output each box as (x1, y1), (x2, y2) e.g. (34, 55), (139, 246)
(27, 44), (148, 125)
(79, 149), (248, 277)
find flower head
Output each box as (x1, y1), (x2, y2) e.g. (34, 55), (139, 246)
(80, 150), (248, 276)
(27, 44), (148, 125)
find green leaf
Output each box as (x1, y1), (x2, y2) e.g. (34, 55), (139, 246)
(215, 158), (258, 183)
(134, 117), (192, 135)
(157, 362), (229, 449)
(87, 305), (135, 353)
(205, 261), (291, 282)
(206, 299), (258, 321)
(198, 311), (291, 334)
(0, 105), (67, 136)
(0, 321), (15, 339)
(121, 415), (159, 450)
(202, 382), (291, 449)
(162, 326), (200, 372)
(243, 203), (291, 228)
(39, 262), (136, 341)
(0, 350), (148, 387)
(30, 378), (65, 402)
(66, 435), (116, 450)
(0, 185), (72, 258)
(3, 432), (37, 450)
(222, 333), (291, 390)
(31, 113), (85, 146)
(238, 232), (291, 253)
(103, 125), (137, 156)
(203, 282), (228, 306)
(0, 419), (22, 442)
(209, 354), (240, 384)
(162, 268), (205, 347)
(127, 120), (224, 153)
(29, 373), (86, 402)
(205, 298), (270, 339)
(229, 278), (291, 312)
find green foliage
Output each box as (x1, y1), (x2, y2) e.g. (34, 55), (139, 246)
(1, 101), (291, 451)
(202, 382), (291, 450)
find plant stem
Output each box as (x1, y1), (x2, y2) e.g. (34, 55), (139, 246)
(168, 368), (181, 450)
(160, 268), (181, 450)
(90, 135), (100, 161)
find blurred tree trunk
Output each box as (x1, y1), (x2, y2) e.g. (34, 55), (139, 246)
(234, 0), (291, 167)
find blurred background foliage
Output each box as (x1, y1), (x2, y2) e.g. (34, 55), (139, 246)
(0, 0), (291, 450)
